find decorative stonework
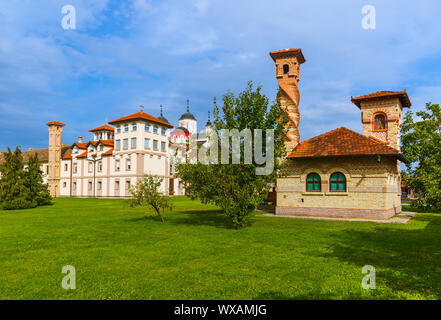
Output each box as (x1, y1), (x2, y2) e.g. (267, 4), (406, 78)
(276, 156), (403, 218)
(358, 97), (403, 150)
(46, 121), (65, 197)
(270, 49), (305, 153)
(371, 130), (388, 142)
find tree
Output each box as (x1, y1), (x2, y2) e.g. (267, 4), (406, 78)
(0, 147), (34, 210)
(401, 102), (441, 210)
(127, 175), (172, 222)
(25, 153), (52, 206)
(176, 81), (289, 229)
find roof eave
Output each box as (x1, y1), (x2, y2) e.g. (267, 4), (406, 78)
(288, 153), (407, 163)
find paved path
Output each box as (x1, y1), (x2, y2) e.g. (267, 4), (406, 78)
(259, 211), (416, 224)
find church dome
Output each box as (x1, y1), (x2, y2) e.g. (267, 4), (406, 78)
(179, 100), (196, 121)
(157, 105), (169, 123)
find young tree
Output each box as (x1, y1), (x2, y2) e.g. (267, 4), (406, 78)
(176, 81), (289, 229)
(127, 175), (172, 222)
(0, 147), (34, 210)
(25, 153), (52, 206)
(401, 102), (441, 210)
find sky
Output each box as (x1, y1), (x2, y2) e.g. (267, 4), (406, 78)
(1, 0), (441, 151)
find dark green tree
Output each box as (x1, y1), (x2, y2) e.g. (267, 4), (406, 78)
(25, 153), (52, 206)
(0, 147), (34, 210)
(176, 81), (289, 229)
(401, 102), (441, 210)
(127, 175), (172, 222)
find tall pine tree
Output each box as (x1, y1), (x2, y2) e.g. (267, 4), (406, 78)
(0, 147), (34, 210)
(25, 153), (52, 206)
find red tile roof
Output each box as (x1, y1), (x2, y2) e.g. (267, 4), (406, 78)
(84, 140), (114, 148)
(288, 127), (407, 162)
(46, 120), (65, 126)
(269, 48), (306, 64)
(100, 139), (114, 147)
(89, 125), (114, 132)
(102, 148), (114, 156)
(351, 90), (411, 108)
(76, 151), (88, 158)
(62, 149), (72, 160)
(73, 142), (88, 149)
(109, 111), (173, 128)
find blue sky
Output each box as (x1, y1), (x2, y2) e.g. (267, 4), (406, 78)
(1, 0), (441, 150)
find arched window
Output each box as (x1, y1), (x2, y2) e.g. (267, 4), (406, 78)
(306, 173), (321, 192)
(373, 113), (386, 130)
(330, 172), (346, 192)
(283, 64), (289, 74)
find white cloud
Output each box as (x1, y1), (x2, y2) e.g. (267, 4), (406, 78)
(1, 0), (441, 149)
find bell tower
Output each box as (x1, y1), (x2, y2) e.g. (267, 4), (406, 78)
(351, 90), (411, 150)
(46, 120), (65, 197)
(270, 48), (306, 153)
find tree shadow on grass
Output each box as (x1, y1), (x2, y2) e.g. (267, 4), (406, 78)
(169, 209), (257, 230)
(313, 214), (441, 299)
(253, 291), (369, 300)
(126, 215), (163, 223)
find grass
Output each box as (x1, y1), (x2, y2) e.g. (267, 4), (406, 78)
(0, 197), (440, 300)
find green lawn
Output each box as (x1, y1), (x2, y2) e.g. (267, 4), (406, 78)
(0, 197), (440, 300)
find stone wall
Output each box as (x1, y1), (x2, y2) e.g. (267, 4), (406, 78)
(276, 156), (402, 219)
(360, 97), (403, 150)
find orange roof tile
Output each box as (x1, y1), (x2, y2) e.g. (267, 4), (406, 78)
(85, 139), (114, 147)
(100, 139), (114, 147)
(351, 90), (411, 108)
(73, 142), (88, 149)
(288, 127), (407, 162)
(108, 111), (173, 128)
(76, 151), (88, 158)
(89, 125), (114, 132)
(102, 148), (114, 156)
(46, 120), (65, 126)
(62, 149), (72, 160)
(269, 48), (306, 64)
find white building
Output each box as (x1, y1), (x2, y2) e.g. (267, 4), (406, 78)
(0, 102), (211, 197)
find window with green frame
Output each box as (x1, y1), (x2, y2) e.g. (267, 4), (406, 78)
(329, 172), (346, 192)
(306, 173), (321, 192)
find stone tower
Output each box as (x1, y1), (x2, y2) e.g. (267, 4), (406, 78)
(351, 90), (411, 150)
(270, 48), (306, 153)
(46, 120), (65, 197)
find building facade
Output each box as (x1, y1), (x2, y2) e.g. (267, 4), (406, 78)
(5, 103), (210, 198)
(272, 48), (410, 219)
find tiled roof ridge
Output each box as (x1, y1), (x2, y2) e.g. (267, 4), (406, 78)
(288, 126), (406, 161)
(108, 111), (173, 128)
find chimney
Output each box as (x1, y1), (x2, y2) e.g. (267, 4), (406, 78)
(78, 136), (83, 143)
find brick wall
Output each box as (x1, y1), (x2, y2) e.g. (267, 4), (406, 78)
(276, 156), (402, 219)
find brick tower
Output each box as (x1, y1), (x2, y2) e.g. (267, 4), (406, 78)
(46, 120), (65, 197)
(270, 48), (306, 153)
(351, 90), (411, 151)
